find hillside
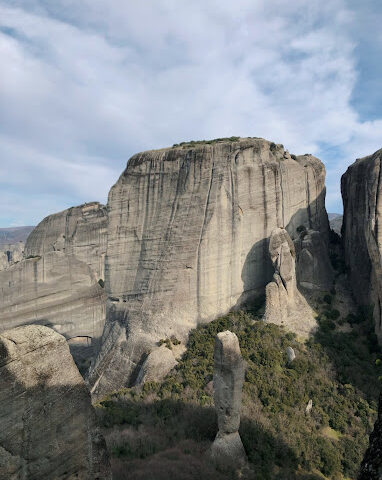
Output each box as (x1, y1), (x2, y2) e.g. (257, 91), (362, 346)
(0, 226), (34, 246)
(96, 289), (380, 479)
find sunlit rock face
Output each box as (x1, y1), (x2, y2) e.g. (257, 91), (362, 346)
(0, 325), (111, 480)
(0, 203), (108, 361)
(342, 148), (382, 341)
(264, 228), (317, 337)
(89, 137), (329, 395)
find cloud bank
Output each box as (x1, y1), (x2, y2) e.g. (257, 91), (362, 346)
(0, 0), (381, 225)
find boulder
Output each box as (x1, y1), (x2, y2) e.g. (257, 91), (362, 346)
(286, 346), (296, 363)
(210, 330), (247, 470)
(0, 325), (111, 480)
(135, 345), (178, 385)
(264, 228), (316, 337)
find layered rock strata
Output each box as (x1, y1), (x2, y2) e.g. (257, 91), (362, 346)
(210, 330), (246, 470)
(0, 325), (111, 480)
(264, 228), (316, 337)
(342, 148), (382, 340)
(0, 203), (107, 361)
(89, 138), (329, 394)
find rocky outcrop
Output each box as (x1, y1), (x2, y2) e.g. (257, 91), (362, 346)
(0, 242), (25, 270)
(295, 229), (334, 291)
(0, 203), (108, 363)
(358, 393), (382, 480)
(25, 202), (107, 280)
(210, 330), (246, 470)
(342, 148), (382, 340)
(89, 138), (329, 394)
(264, 228), (316, 337)
(135, 345), (178, 385)
(0, 325), (111, 480)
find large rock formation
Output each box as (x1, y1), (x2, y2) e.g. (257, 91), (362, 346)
(342, 148), (382, 340)
(211, 330), (246, 470)
(264, 228), (316, 337)
(0, 203), (107, 362)
(0, 325), (111, 480)
(89, 138), (329, 394)
(358, 393), (382, 479)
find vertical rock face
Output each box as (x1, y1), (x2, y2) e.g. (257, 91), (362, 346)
(0, 325), (111, 480)
(295, 229), (334, 291)
(0, 203), (108, 362)
(211, 330), (246, 470)
(342, 148), (382, 339)
(264, 228), (316, 337)
(25, 202), (107, 280)
(358, 393), (382, 480)
(90, 138), (329, 394)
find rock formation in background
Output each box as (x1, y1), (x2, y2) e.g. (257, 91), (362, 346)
(358, 393), (382, 479)
(0, 203), (108, 364)
(328, 213), (343, 235)
(210, 330), (246, 471)
(0, 242), (25, 270)
(0, 325), (111, 480)
(264, 228), (317, 337)
(89, 138), (329, 394)
(295, 228), (334, 291)
(342, 148), (382, 341)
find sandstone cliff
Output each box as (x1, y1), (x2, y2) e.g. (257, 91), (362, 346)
(0, 242), (25, 270)
(0, 203), (107, 364)
(0, 325), (111, 480)
(342, 148), (382, 340)
(89, 137), (329, 394)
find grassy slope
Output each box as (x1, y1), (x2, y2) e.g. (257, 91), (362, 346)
(96, 301), (381, 479)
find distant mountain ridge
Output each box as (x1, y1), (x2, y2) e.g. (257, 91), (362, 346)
(328, 213), (342, 234)
(0, 226), (35, 246)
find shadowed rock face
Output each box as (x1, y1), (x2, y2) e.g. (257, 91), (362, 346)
(0, 325), (111, 480)
(0, 242), (25, 270)
(295, 229), (334, 291)
(0, 203), (107, 360)
(89, 138), (329, 395)
(264, 228), (316, 337)
(358, 393), (382, 480)
(342, 148), (382, 340)
(211, 330), (246, 470)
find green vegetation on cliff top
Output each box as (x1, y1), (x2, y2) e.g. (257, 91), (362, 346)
(96, 305), (381, 480)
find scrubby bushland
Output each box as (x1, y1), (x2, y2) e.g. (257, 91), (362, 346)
(96, 308), (381, 480)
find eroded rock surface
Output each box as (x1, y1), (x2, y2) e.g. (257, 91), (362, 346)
(0, 325), (111, 480)
(264, 228), (316, 337)
(296, 229), (334, 291)
(0, 242), (25, 270)
(0, 203), (107, 362)
(342, 148), (382, 341)
(135, 345), (178, 385)
(89, 138), (329, 394)
(211, 330), (246, 470)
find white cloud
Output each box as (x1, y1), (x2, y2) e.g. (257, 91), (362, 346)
(0, 0), (381, 224)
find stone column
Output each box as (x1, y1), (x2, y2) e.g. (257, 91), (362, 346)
(210, 330), (247, 470)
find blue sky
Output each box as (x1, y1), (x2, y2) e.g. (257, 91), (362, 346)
(0, 0), (381, 226)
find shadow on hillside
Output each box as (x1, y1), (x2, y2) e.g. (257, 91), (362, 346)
(96, 396), (324, 480)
